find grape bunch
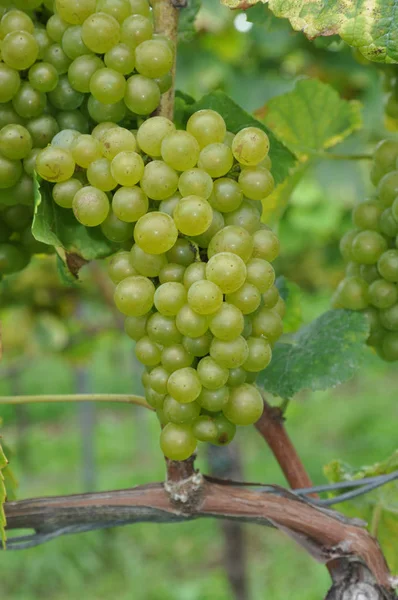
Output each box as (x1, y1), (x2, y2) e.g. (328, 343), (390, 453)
(334, 139), (398, 362)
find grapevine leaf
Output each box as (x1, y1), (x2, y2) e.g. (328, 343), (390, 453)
(262, 162), (308, 223)
(275, 276), (303, 333)
(0, 441), (8, 548)
(258, 309), (370, 399)
(324, 452), (398, 571)
(32, 176), (115, 264)
(188, 91), (296, 184)
(221, 0), (266, 8)
(260, 79), (362, 159)
(265, 0), (398, 64)
(178, 0), (201, 42)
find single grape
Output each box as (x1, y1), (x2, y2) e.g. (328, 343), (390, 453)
(0, 125), (32, 160)
(381, 332), (398, 361)
(81, 12), (120, 54)
(198, 143), (233, 178)
(210, 336), (249, 369)
(262, 285), (279, 309)
(53, 178), (83, 209)
(68, 54), (104, 93)
(232, 127), (269, 166)
(160, 423), (197, 460)
(140, 160), (179, 201)
(209, 303), (244, 341)
(368, 279), (398, 309)
(101, 127), (137, 159)
(129, 0), (151, 17)
(43, 43), (72, 74)
(87, 158), (117, 191)
(134, 211), (178, 254)
(48, 74), (85, 110)
(135, 336), (162, 366)
(191, 211), (225, 249)
(101, 211), (134, 242)
(352, 201), (382, 231)
(87, 96), (127, 123)
(252, 229), (280, 261)
(61, 25), (90, 60)
(163, 396), (200, 424)
(34, 26), (52, 60)
(146, 388), (165, 410)
(166, 367), (202, 404)
(114, 275), (155, 316)
(340, 230), (358, 262)
(2, 31), (38, 70)
(244, 336), (272, 372)
(2, 204), (32, 231)
(161, 130), (200, 172)
(0, 242), (29, 274)
(333, 276), (369, 311)
(46, 14), (69, 42)
(97, 0), (131, 23)
(246, 258), (275, 292)
(186, 109), (227, 149)
(187, 279), (223, 315)
(154, 282), (187, 316)
(161, 343), (193, 372)
(351, 230), (387, 265)
(224, 200), (261, 234)
(227, 367), (246, 387)
(120, 14), (153, 48)
(12, 83), (46, 119)
(28, 62), (58, 95)
(0, 155), (22, 189)
(374, 139), (398, 173)
(104, 43), (136, 74)
(0, 63), (20, 103)
(182, 332), (212, 357)
(207, 225), (253, 262)
(112, 186), (148, 223)
(377, 171), (398, 207)
(178, 168), (213, 200)
(378, 249), (398, 282)
(56, 0), (96, 24)
(110, 151), (144, 187)
(124, 313), (148, 340)
(147, 312), (182, 345)
(379, 304), (398, 331)
(197, 386), (229, 412)
(36, 147), (75, 183)
(90, 68), (126, 104)
(226, 282), (261, 315)
(72, 186), (110, 226)
(124, 74), (160, 115)
(379, 208), (398, 238)
(148, 366), (169, 395)
(223, 383), (264, 426)
(238, 167), (274, 200)
(173, 196), (213, 236)
(0, 9), (34, 36)
(130, 244), (166, 276)
(206, 252), (247, 294)
(213, 414), (236, 446)
(155, 72), (172, 93)
(196, 356), (229, 390)
(251, 307), (283, 342)
(166, 238), (196, 266)
(192, 415), (218, 442)
(135, 39), (173, 79)
(183, 262), (207, 290)
(209, 177), (243, 213)
(108, 250), (137, 283)
(159, 262), (185, 284)
(175, 304), (208, 337)
(137, 116), (175, 157)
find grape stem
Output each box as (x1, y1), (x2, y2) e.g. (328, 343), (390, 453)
(0, 394), (153, 410)
(151, 0), (179, 120)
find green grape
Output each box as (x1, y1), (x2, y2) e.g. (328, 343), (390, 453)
(112, 186), (148, 222)
(155, 72), (172, 93)
(108, 250), (137, 283)
(124, 313), (148, 340)
(71, 134), (101, 168)
(208, 302), (244, 341)
(213, 414), (236, 446)
(0, 10), (34, 36)
(159, 192), (180, 215)
(163, 396), (200, 424)
(370, 163), (384, 187)
(261, 285), (279, 309)
(227, 282), (261, 315)
(224, 201), (261, 234)
(160, 423), (196, 461)
(120, 14), (153, 48)
(0, 221), (10, 243)
(197, 386), (229, 412)
(377, 171), (398, 208)
(134, 211), (178, 254)
(196, 356), (229, 390)
(223, 131), (235, 148)
(186, 109), (227, 149)
(0, 103), (24, 129)
(339, 229), (358, 262)
(28, 62), (58, 94)
(140, 160), (179, 201)
(232, 127), (269, 166)
(81, 12), (120, 53)
(129, 0), (150, 17)
(114, 275), (155, 316)
(124, 74), (160, 115)
(52, 128), (81, 150)
(209, 177), (243, 213)
(2, 31), (38, 70)
(0, 63), (20, 103)
(182, 332), (212, 357)
(87, 158), (117, 191)
(159, 262), (185, 283)
(135, 336), (161, 366)
(101, 127), (137, 159)
(381, 332), (398, 361)
(0, 155), (22, 189)
(104, 43), (135, 74)
(246, 258), (275, 292)
(61, 25), (90, 60)
(251, 307), (283, 343)
(173, 196), (213, 236)
(145, 388), (165, 410)
(166, 238), (196, 266)
(135, 39), (173, 79)
(33, 27), (52, 60)
(252, 229), (280, 261)
(72, 186), (110, 226)
(12, 83), (46, 119)
(242, 315), (253, 338)
(192, 415), (218, 442)
(198, 143), (233, 178)
(244, 336), (272, 372)
(161, 343), (193, 371)
(378, 249), (398, 282)
(1, 173), (33, 205)
(187, 279), (223, 315)
(53, 178), (83, 208)
(379, 208), (398, 238)
(46, 14), (69, 42)
(0, 125), (32, 160)
(334, 276), (369, 311)
(87, 96), (127, 123)
(48, 75), (84, 110)
(270, 295), (286, 318)
(175, 304), (208, 337)
(351, 230), (387, 265)
(2, 204), (32, 231)
(148, 366), (169, 394)
(352, 201), (382, 231)
(206, 252), (247, 295)
(210, 335), (249, 369)
(359, 264), (379, 284)
(227, 367), (246, 387)
(36, 146), (75, 183)
(43, 43), (72, 74)
(161, 130), (200, 172)
(136, 116), (175, 157)
(110, 151), (144, 187)
(97, 0), (131, 23)
(131, 244), (167, 276)
(178, 168), (213, 200)
(385, 93), (398, 119)
(183, 262), (206, 290)
(167, 367), (202, 404)
(90, 68), (126, 104)
(368, 279), (397, 309)
(260, 155), (272, 170)
(207, 225), (253, 262)
(379, 304), (398, 331)
(56, 0), (96, 24)
(191, 211), (224, 248)
(0, 242), (29, 275)
(57, 109), (89, 133)
(346, 262), (361, 277)
(223, 383), (263, 426)
(68, 55), (104, 93)
(101, 211), (134, 242)
(238, 167), (274, 201)
(92, 121), (119, 141)
(374, 139), (398, 173)
(154, 282), (187, 316)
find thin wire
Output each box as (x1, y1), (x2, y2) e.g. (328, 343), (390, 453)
(296, 472), (398, 495)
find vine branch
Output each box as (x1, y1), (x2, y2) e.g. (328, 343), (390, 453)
(0, 394), (152, 410)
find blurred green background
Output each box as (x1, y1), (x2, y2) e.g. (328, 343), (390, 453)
(1, 1), (397, 599)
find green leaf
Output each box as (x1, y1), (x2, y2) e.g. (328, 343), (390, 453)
(262, 79), (362, 159)
(178, 0), (201, 42)
(188, 91), (296, 184)
(0, 441), (8, 548)
(221, 0), (266, 8)
(324, 452), (398, 572)
(262, 162), (309, 224)
(275, 276), (303, 333)
(32, 176), (115, 264)
(258, 309), (370, 399)
(266, 0), (398, 64)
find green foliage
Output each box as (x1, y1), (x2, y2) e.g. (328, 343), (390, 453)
(258, 310), (370, 399)
(275, 276), (303, 333)
(178, 0), (202, 42)
(324, 452), (398, 571)
(262, 79), (362, 159)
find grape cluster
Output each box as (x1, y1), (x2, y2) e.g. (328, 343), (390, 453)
(334, 139), (398, 362)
